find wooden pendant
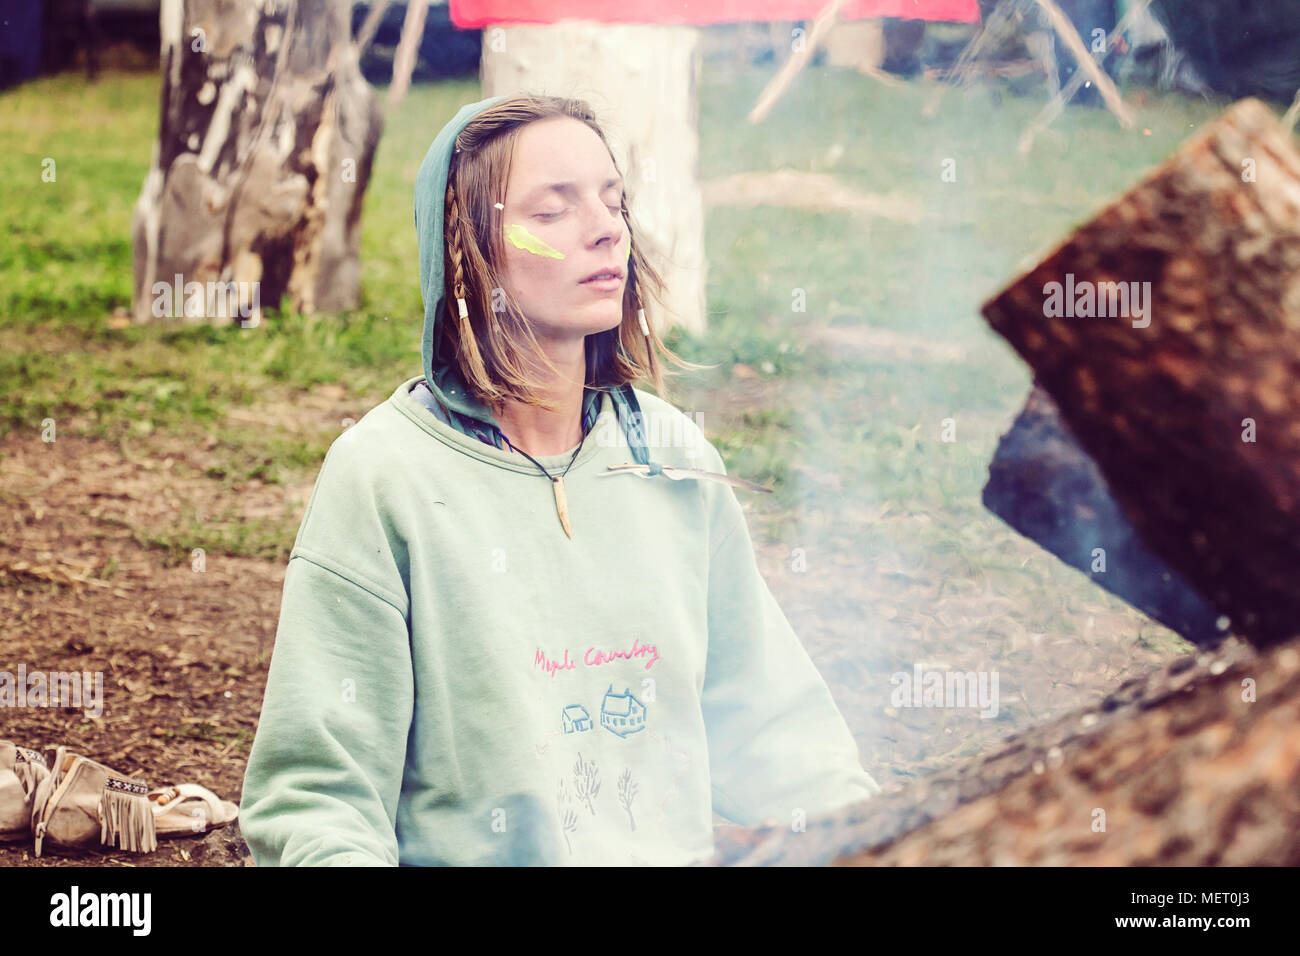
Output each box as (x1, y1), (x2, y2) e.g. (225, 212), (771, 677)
(552, 476), (573, 539)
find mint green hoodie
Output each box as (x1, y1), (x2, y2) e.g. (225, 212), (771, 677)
(237, 96), (880, 866)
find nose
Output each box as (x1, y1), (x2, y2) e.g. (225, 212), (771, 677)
(579, 193), (623, 249)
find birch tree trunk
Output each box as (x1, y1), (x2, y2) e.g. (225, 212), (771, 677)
(131, 0), (383, 325)
(480, 22), (707, 337)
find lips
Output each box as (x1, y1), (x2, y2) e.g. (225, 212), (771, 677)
(580, 268), (625, 284)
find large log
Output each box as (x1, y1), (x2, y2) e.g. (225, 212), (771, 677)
(982, 98), (1300, 649)
(839, 633), (1300, 866)
(708, 634), (1297, 865)
(131, 0), (383, 325)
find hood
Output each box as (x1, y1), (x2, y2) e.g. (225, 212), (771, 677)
(413, 96), (650, 465)
(414, 95), (509, 430)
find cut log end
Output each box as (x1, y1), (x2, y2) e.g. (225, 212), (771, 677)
(982, 98), (1300, 649)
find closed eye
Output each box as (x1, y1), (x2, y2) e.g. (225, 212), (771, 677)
(535, 199), (621, 220)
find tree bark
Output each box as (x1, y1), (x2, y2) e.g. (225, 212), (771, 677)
(131, 0), (383, 325)
(982, 97), (1300, 649)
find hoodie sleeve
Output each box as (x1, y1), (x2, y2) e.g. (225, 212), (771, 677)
(701, 465), (881, 828)
(239, 436), (415, 867)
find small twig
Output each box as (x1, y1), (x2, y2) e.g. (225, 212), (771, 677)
(1019, 0), (1154, 153)
(923, 0), (1018, 119)
(355, 0), (390, 55)
(387, 0), (428, 110)
(1030, 0), (1133, 128)
(1282, 85), (1300, 135)
(749, 0), (847, 125)
(7, 468), (69, 497)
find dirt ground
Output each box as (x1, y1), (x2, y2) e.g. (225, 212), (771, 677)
(0, 377), (1182, 866)
(0, 384), (358, 865)
(0, 435), (295, 865)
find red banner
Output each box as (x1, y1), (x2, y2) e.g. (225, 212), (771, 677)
(449, 0), (981, 29)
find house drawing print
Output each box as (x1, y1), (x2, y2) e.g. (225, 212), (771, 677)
(600, 685), (646, 737)
(562, 704), (593, 734)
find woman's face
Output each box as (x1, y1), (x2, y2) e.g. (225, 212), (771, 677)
(498, 116), (630, 347)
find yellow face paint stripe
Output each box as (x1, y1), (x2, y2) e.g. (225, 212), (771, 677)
(504, 223), (566, 260)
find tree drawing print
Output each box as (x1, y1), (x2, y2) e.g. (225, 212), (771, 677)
(573, 752), (600, 816)
(618, 767), (638, 831)
(556, 776), (577, 855)
(560, 807), (578, 854)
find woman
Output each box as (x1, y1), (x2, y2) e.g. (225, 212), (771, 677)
(238, 93), (881, 866)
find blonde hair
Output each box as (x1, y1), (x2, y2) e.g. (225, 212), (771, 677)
(441, 93), (706, 415)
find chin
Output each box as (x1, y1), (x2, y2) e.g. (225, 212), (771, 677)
(583, 303), (626, 336)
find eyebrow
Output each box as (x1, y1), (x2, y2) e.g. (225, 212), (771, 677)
(524, 177), (624, 201)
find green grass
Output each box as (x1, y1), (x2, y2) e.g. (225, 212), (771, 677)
(0, 64), (1234, 573)
(93, 505), (293, 566)
(677, 66), (1227, 534)
(0, 75), (486, 472)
